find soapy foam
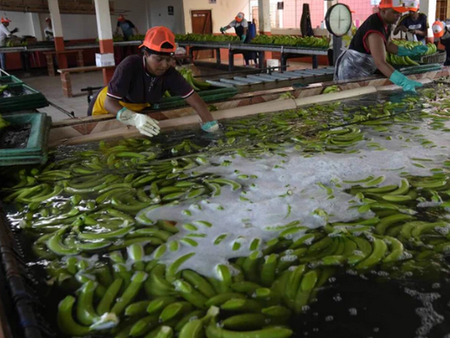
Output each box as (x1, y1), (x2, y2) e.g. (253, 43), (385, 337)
(137, 119), (450, 278)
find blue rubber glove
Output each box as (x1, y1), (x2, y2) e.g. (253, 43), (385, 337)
(241, 34), (246, 42)
(397, 45), (428, 57)
(389, 70), (423, 92)
(201, 120), (219, 133)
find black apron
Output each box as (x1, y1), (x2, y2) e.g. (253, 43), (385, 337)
(440, 33), (450, 66)
(234, 25), (256, 64)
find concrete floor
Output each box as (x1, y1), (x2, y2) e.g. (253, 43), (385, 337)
(18, 59), (324, 122)
(25, 71), (104, 122)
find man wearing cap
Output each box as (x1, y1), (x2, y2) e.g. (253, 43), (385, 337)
(334, 0), (427, 92)
(432, 21), (450, 66)
(88, 26), (219, 137)
(44, 17), (54, 41)
(0, 17), (18, 70)
(115, 15), (139, 41)
(394, 1), (428, 44)
(220, 12), (257, 66)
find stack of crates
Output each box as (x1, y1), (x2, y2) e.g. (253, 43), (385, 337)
(0, 83), (48, 113)
(0, 112), (51, 166)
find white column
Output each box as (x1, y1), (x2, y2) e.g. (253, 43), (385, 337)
(94, 0), (113, 41)
(29, 13), (43, 41)
(94, 0), (114, 84)
(420, 0), (436, 40)
(258, 0), (271, 34)
(47, 0), (63, 38)
(145, 0), (152, 30)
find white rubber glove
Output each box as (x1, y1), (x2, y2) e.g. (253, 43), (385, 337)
(116, 107), (160, 137)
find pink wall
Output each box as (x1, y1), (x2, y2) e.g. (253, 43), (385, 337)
(338, 0), (375, 28)
(281, 0), (375, 31)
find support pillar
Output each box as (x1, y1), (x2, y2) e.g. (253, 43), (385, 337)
(29, 13), (43, 41)
(94, 0), (115, 85)
(258, 0), (271, 35)
(420, 0), (436, 43)
(48, 0), (67, 69)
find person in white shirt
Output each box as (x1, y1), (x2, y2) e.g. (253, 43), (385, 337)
(220, 12), (257, 66)
(220, 12), (248, 42)
(0, 17), (18, 70)
(44, 17), (54, 41)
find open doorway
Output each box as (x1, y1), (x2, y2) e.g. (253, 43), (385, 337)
(191, 10), (213, 59)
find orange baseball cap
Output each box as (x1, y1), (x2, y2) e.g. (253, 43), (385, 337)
(406, 0), (419, 12)
(379, 0), (410, 13)
(235, 12), (245, 23)
(432, 21), (446, 38)
(1, 17), (11, 23)
(139, 26), (176, 55)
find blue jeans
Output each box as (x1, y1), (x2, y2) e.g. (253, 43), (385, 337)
(0, 53), (6, 70)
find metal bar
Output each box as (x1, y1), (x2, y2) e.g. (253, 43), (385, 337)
(205, 80), (234, 88)
(48, 101), (75, 118)
(220, 78), (251, 86)
(177, 41), (328, 55)
(247, 74), (277, 82)
(233, 76), (263, 84)
(271, 72), (297, 79)
(248, 74), (278, 82)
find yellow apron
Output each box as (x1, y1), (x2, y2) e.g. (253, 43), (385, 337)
(92, 87), (150, 115)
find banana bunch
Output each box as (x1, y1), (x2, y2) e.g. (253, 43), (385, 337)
(129, 34), (146, 41)
(387, 53), (419, 66)
(392, 39), (438, 56)
(0, 113), (9, 129)
(175, 33), (240, 43)
(425, 42), (438, 55)
(3, 83), (450, 338)
(177, 68), (211, 91)
(322, 85), (340, 95)
(251, 34), (329, 48)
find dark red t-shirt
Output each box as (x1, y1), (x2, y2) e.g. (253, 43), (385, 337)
(107, 55), (194, 103)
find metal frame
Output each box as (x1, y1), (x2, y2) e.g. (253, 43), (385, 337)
(178, 41), (327, 71)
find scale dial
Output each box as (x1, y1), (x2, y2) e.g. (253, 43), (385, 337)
(325, 3), (352, 37)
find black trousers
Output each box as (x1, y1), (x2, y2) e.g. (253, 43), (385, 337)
(327, 49), (334, 66)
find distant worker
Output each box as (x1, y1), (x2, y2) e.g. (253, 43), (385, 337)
(334, 0), (427, 92)
(432, 21), (450, 66)
(220, 12), (257, 66)
(88, 26), (219, 136)
(393, 1), (428, 44)
(115, 15), (139, 41)
(44, 17), (54, 41)
(0, 17), (18, 70)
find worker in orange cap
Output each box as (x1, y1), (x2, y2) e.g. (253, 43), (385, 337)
(44, 17), (54, 41)
(221, 12), (248, 43)
(221, 12), (257, 66)
(88, 26), (219, 136)
(0, 17), (18, 70)
(432, 21), (450, 65)
(115, 15), (139, 41)
(335, 0), (427, 91)
(394, 1), (429, 44)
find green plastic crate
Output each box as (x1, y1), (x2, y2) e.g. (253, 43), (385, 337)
(0, 83), (48, 113)
(0, 113), (51, 166)
(0, 75), (23, 86)
(151, 87), (238, 110)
